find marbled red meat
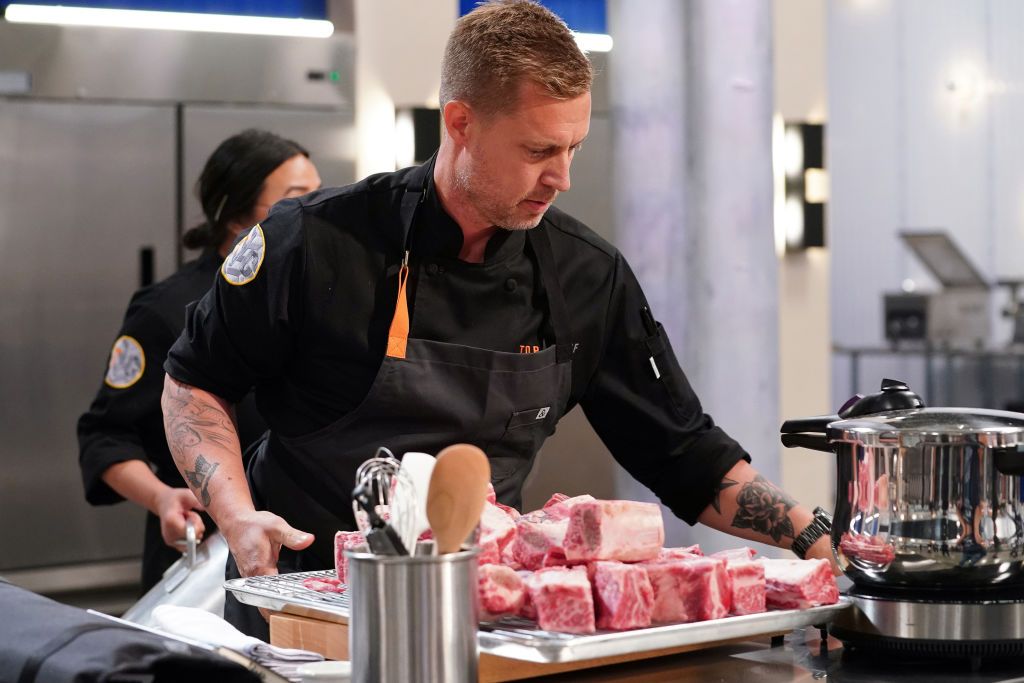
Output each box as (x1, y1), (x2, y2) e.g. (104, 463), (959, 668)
(644, 556), (731, 623)
(760, 558), (839, 609)
(591, 561), (654, 630)
(527, 566), (595, 634)
(478, 564), (526, 618)
(562, 500), (664, 563)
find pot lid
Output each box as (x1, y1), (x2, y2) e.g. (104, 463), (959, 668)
(828, 407), (1024, 448)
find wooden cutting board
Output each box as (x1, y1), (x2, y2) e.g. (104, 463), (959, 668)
(268, 610), (782, 682)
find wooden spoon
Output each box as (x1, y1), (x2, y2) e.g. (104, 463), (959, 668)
(426, 443), (491, 554)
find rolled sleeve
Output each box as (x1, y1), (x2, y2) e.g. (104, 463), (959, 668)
(78, 307), (172, 505)
(165, 203), (305, 402)
(580, 254), (750, 525)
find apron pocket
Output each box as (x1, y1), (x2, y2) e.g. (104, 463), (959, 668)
(505, 406), (552, 431)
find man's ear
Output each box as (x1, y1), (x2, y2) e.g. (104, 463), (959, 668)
(442, 100), (473, 146)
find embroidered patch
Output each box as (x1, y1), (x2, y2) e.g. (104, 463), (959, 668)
(104, 335), (145, 389)
(221, 224), (266, 286)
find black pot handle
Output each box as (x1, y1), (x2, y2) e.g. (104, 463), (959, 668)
(994, 446), (1024, 476)
(780, 414), (839, 435)
(780, 414), (837, 453)
(781, 433), (834, 453)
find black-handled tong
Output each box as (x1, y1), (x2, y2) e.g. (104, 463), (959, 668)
(352, 483), (409, 556)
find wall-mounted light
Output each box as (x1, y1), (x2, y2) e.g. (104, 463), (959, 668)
(774, 121), (827, 253)
(945, 61), (1006, 110)
(573, 32), (613, 53)
(395, 106), (441, 170)
(3, 4), (335, 38)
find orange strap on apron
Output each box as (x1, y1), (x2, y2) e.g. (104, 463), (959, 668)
(386, 251), (411, 359)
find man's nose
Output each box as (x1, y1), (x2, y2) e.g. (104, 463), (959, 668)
(542, 153), (572, 193)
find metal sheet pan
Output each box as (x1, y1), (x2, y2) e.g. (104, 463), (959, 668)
(225, 570), (851, 663)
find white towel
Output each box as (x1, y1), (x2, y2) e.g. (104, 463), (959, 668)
(152, 605), (323, 679)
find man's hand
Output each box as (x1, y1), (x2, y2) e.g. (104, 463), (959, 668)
(221, 510), (315, 578)
(154, 487), (206, 549)
(805, 533), (841, 576)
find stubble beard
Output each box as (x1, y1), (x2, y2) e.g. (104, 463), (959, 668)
(453, 164), (546, 231)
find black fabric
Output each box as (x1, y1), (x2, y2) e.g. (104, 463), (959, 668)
(224, 169), (573, 635)
(251, 226), (572, 563)
(0, 580), (260, 683)
(166, 156), (750, 527)
(77, 250), (267, 590)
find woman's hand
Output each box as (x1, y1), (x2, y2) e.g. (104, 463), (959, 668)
(154, 486), (206, 548)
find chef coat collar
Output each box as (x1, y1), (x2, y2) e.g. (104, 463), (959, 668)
(408, 153), (526, 266)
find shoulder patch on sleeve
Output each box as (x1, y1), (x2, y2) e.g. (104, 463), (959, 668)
(221, 224), (266, 286)
(104, 335), (145, 389)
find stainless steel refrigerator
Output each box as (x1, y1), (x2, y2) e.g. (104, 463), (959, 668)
(0, 22), (357, 598)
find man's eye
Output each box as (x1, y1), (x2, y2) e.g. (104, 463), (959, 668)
(529, 149), (547, 158)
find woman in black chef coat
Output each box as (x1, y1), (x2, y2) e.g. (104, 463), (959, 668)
(77, 129), (322, 591)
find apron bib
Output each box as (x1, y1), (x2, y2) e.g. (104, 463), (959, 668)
(226, 162), (574, 635)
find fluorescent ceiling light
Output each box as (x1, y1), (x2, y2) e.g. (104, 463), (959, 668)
(3, 4), (335, 38)
(574, 32), (613, 53)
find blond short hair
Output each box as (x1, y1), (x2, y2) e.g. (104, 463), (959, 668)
(440, 0), (593, 116)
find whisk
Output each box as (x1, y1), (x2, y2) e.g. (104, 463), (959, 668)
(352, 447), (416, 552)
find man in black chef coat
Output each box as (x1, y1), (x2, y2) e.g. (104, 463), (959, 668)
(162, 0), (834, 636)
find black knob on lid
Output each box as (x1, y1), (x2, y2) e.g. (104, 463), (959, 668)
(842, 378), (925, 417)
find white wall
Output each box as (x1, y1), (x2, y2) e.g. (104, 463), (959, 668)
(828, 0), (1024, 408)
(353, 0), (456, 178)
(774, 0), (834, 512)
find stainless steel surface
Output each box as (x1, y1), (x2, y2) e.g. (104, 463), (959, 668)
(478, 600), (850, 664)
(0, 23), (354, 107)
(347, 548), (479, 683)
(122, 532), (229, 627)
(827, 407), (1024, 588)
(0, 99), (177, 571)
(227, 569), (352, 620)
(180, 104), (357, 262)
(833, 592), (1024, 643)
(0, 31), (358, 579)
(829, 407), (1024, 447)
(225, 570), (850, 666)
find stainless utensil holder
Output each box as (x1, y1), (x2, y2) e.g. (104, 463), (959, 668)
(346, 546), (479, 683)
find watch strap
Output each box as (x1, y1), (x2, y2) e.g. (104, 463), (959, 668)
(792, 506), (832, 560)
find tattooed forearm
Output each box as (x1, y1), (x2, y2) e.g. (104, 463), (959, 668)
(162, 380), (237, 464)
(711, 477), (738, 515)
(731, 474), (797, 543)
(185, 454), (220, 506)
(161, 375), (253, 525)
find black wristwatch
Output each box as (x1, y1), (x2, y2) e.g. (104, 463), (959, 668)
(791, 507), (832, 560)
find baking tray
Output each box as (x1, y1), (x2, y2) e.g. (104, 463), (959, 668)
(225, 570), (851, 663)
(226, 570), (352, 624)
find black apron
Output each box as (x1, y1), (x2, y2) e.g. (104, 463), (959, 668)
(226, 162), (574, 636)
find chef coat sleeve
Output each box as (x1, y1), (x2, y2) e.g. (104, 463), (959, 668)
(77, 299), (177, 506)
(164, 202), (304, 404)
(580, 253), (751, 525)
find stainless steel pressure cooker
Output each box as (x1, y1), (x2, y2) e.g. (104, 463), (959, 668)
(781, 379), (1024, 591)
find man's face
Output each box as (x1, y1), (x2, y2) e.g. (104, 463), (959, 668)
(455, 83), (591, 230)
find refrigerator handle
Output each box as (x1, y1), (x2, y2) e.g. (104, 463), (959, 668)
(139, 246), (154, 288)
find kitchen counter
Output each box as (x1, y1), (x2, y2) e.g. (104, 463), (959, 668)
(518, 629), (1024, 683)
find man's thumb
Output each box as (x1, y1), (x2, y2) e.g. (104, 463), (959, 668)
(276, 522), (314, 551)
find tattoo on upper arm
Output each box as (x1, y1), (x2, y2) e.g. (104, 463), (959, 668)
(184, 454), (220, 507)
(731, 475), (797, 543)
(163, 380), (236, 464)
(711, 477), (738, 515)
